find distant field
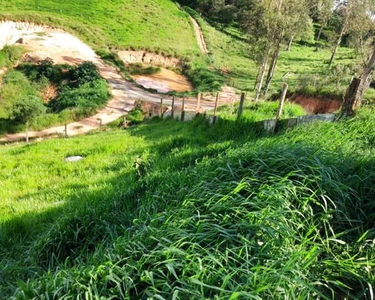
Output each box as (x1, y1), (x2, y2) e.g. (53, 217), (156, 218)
(0, 0), (200, 56)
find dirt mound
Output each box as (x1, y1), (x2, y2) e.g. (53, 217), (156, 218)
(118, 51), (181, 68)
(291, 94), (342, 114)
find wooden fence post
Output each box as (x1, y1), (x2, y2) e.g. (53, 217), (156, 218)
(171, 96), (175, 119)
(160, 98), (164, 118)
(274, 83), (288, 133)
(196, 92), (201, 114)
(25, 128), (29, 143)
(213, 92), (219, 125)
(123, 116), (127, 128)
(237, 92), (245, 120)
(65, 123), (68, 138)
(181, 96), (186, 121)
(98, 118), (103, 131)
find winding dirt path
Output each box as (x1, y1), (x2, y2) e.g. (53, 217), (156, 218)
(0, 21), (234, 143)
(190, 17), (209, 54)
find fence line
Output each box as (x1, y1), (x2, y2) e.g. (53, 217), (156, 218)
(143, 91), (336, 134)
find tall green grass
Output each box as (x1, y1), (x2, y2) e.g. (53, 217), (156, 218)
(215, 100), (306, 121)
(0, 107), (374, 298)
(0, 45), (24, 68)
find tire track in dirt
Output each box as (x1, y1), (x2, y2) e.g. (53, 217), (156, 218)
(190, 16), (209, 54)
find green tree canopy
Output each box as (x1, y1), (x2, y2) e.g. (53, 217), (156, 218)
(11, 95), (46, 125)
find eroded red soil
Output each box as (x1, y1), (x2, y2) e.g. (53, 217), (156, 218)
(291, 94), (342, 114)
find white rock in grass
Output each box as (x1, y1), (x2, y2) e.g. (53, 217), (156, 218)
(65, 156), (83, 162)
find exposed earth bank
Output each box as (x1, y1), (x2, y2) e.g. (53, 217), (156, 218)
(117, 51), (193, 93)
(290, 94), (342, 114)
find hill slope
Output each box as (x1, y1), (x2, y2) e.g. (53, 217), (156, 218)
(1, 108), (374, 298)
(0, 0), (200, 56)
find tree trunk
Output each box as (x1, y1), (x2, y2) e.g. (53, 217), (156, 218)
(329, 23), (346, 67)
(254, 42), (272, 101)
(316, 25), (324, 42)
(287, 36), (294, 51)
(263, 36), (283, 98)
(254, 67), (260, 91)
(254, 58), (268, 102)
(356, 51), (375, 105)
(341, 45), (375, 115)
(341, 78), (361, 116)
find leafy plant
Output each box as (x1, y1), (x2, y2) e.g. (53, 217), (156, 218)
(70, 61), (101, 87)
(11, 95), (46, 124)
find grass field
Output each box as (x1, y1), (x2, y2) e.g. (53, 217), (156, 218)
(187, 8), (357, 97)
(0, 0), (200, 57)
(0, 106), (374, 298)
(1, 1), (375, 298)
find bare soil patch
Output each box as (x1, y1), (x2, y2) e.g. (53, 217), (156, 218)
(132, 67), (193, 93)
(41, 84), (58, 103)
(291, 94), (342, 114)
(190, 17), (208, 54)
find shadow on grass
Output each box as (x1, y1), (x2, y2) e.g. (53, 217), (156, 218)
(1, 116), (375, 297)
(0, 118), (24, 136)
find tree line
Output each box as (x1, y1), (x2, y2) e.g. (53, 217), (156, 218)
(176, 0), (375, 114)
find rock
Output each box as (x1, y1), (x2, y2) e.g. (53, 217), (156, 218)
(15, 37), (23, 44)
(65, 156), (83, 162)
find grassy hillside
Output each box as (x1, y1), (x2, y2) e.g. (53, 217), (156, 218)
(1, 107), (374, 298)
(0, 0), (200, 56)
(187, 9), (358, 97)
(0, 0), (366, 98)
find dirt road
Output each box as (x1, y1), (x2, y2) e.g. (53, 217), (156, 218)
(0, 21), (234, 143)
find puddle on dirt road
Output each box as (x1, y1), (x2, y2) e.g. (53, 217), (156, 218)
(132, 67), (193, 93)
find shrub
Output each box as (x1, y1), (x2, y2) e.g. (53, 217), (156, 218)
(0, 70), (40, 118)
(11, 95), (46, 124)
(70, 61), (101, 86)
(0, 45), (24, 68)
(187, 67), (224, 92)
(51, 79), (110, 111)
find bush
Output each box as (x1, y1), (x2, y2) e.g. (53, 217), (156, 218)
(187, 67), (224, 92)
(0, 70), (40, 118)
(11, 95), (46, 124)
(37, 58), (61, 82)
(70, 61), (101, 86)
(126, 108), (145, 124)
(0, 45), (24, 68)
(51, 79), (110, 111)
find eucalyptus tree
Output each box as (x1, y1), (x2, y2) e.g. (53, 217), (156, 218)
(328, 0), (358, 67)
(11, 95), (46, 143)
(239, 0), (313, 100)
(262, 0), (314, 97)
(314, 0), (335, 41)
(342, 0), (375, 113)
